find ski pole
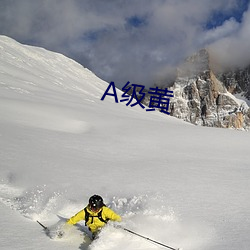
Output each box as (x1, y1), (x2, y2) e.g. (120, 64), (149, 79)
(37, 220), (48, 231)
(122, 227), (180, 250)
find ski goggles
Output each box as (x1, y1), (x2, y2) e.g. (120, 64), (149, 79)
(89, 205), (101, 212)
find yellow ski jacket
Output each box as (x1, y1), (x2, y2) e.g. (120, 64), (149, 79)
(67, 206), (121, 233)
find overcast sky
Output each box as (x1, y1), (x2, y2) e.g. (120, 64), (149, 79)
(0, 0), (249, 88)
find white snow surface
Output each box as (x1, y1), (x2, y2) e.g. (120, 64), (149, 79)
(0, 36), (250, 250)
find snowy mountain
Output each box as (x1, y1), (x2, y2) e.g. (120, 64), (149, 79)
(217, 65), (250, 101)
(169, 49), (250, 129)
(0, 36), (250, 250)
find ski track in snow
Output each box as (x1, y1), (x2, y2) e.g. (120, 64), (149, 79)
(0, 99), (91, 134)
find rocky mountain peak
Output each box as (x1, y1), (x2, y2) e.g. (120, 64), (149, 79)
(216, 66), (250, 100)
(168, 49), (250, 130)
(177, 48), (210, 78)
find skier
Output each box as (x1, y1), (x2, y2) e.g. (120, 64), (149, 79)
(66, 194), (121, 239)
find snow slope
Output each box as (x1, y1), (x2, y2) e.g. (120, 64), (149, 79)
(0, 36), (250, 250)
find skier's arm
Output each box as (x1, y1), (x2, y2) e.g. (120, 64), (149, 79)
(104, 207), (122, 222)
(67, 209), (85, 225)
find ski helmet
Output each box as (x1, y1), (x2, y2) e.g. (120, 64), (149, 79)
(89, 195), (104, 210)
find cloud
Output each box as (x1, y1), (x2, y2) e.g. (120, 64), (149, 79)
(209, 4), (250, 69)
(200, 18), (240, 45)
(0, 0), (249, 88)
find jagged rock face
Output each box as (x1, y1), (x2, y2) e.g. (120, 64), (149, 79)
(217, 66), (250, 100)
(169, 49), (250, 130)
